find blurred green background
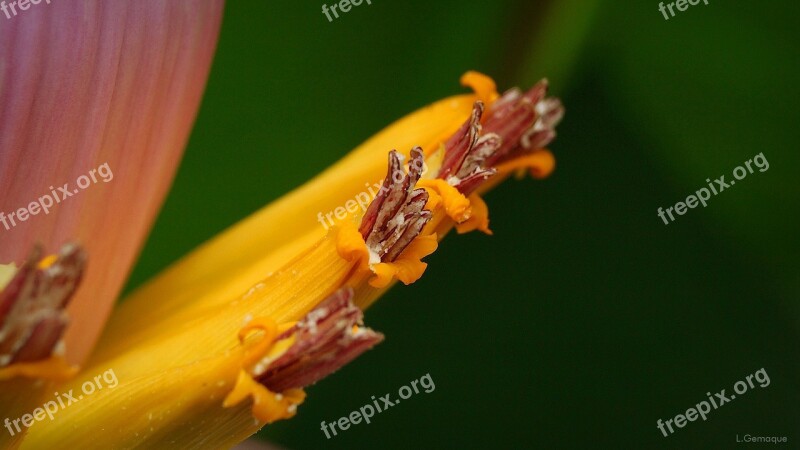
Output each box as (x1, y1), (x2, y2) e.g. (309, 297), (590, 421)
(124, 1), (799, 448)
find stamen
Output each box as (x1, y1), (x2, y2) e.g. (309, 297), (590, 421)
(359, 148), (432, 263)
(483, 81), (564, 167)
(254, 287), (383, 391)
(0, 243), (86, 367)
(436, 79), (564, 194)
(438, 101), (484, 180)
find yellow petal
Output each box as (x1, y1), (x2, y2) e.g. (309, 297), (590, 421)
(461, 71), (500, 105)
(456, 193), (493, 235)
(368, 233), (439, 289)
(418, 178), (472, 223)
(496, 148), (556, 179)
(223, 370), (305, 424)
(335, 220), (374, 271)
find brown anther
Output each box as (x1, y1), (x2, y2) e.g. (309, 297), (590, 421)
(359, 148), (431, 263)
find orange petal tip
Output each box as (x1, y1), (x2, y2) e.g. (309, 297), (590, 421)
(223, 369), (305, 424)
(456, 194), (492, 235)
(460, 71), (499, 105)
(495, 149), (556, 179)
(418, 178), (472, 223)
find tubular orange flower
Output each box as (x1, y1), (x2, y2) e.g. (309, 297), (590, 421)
(13, 71), (561, 449)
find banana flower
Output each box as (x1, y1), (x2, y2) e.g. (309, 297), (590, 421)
(0, 3), (563, 447)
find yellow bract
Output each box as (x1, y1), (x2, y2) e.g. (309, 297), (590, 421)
(93, 92), (479, 362)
